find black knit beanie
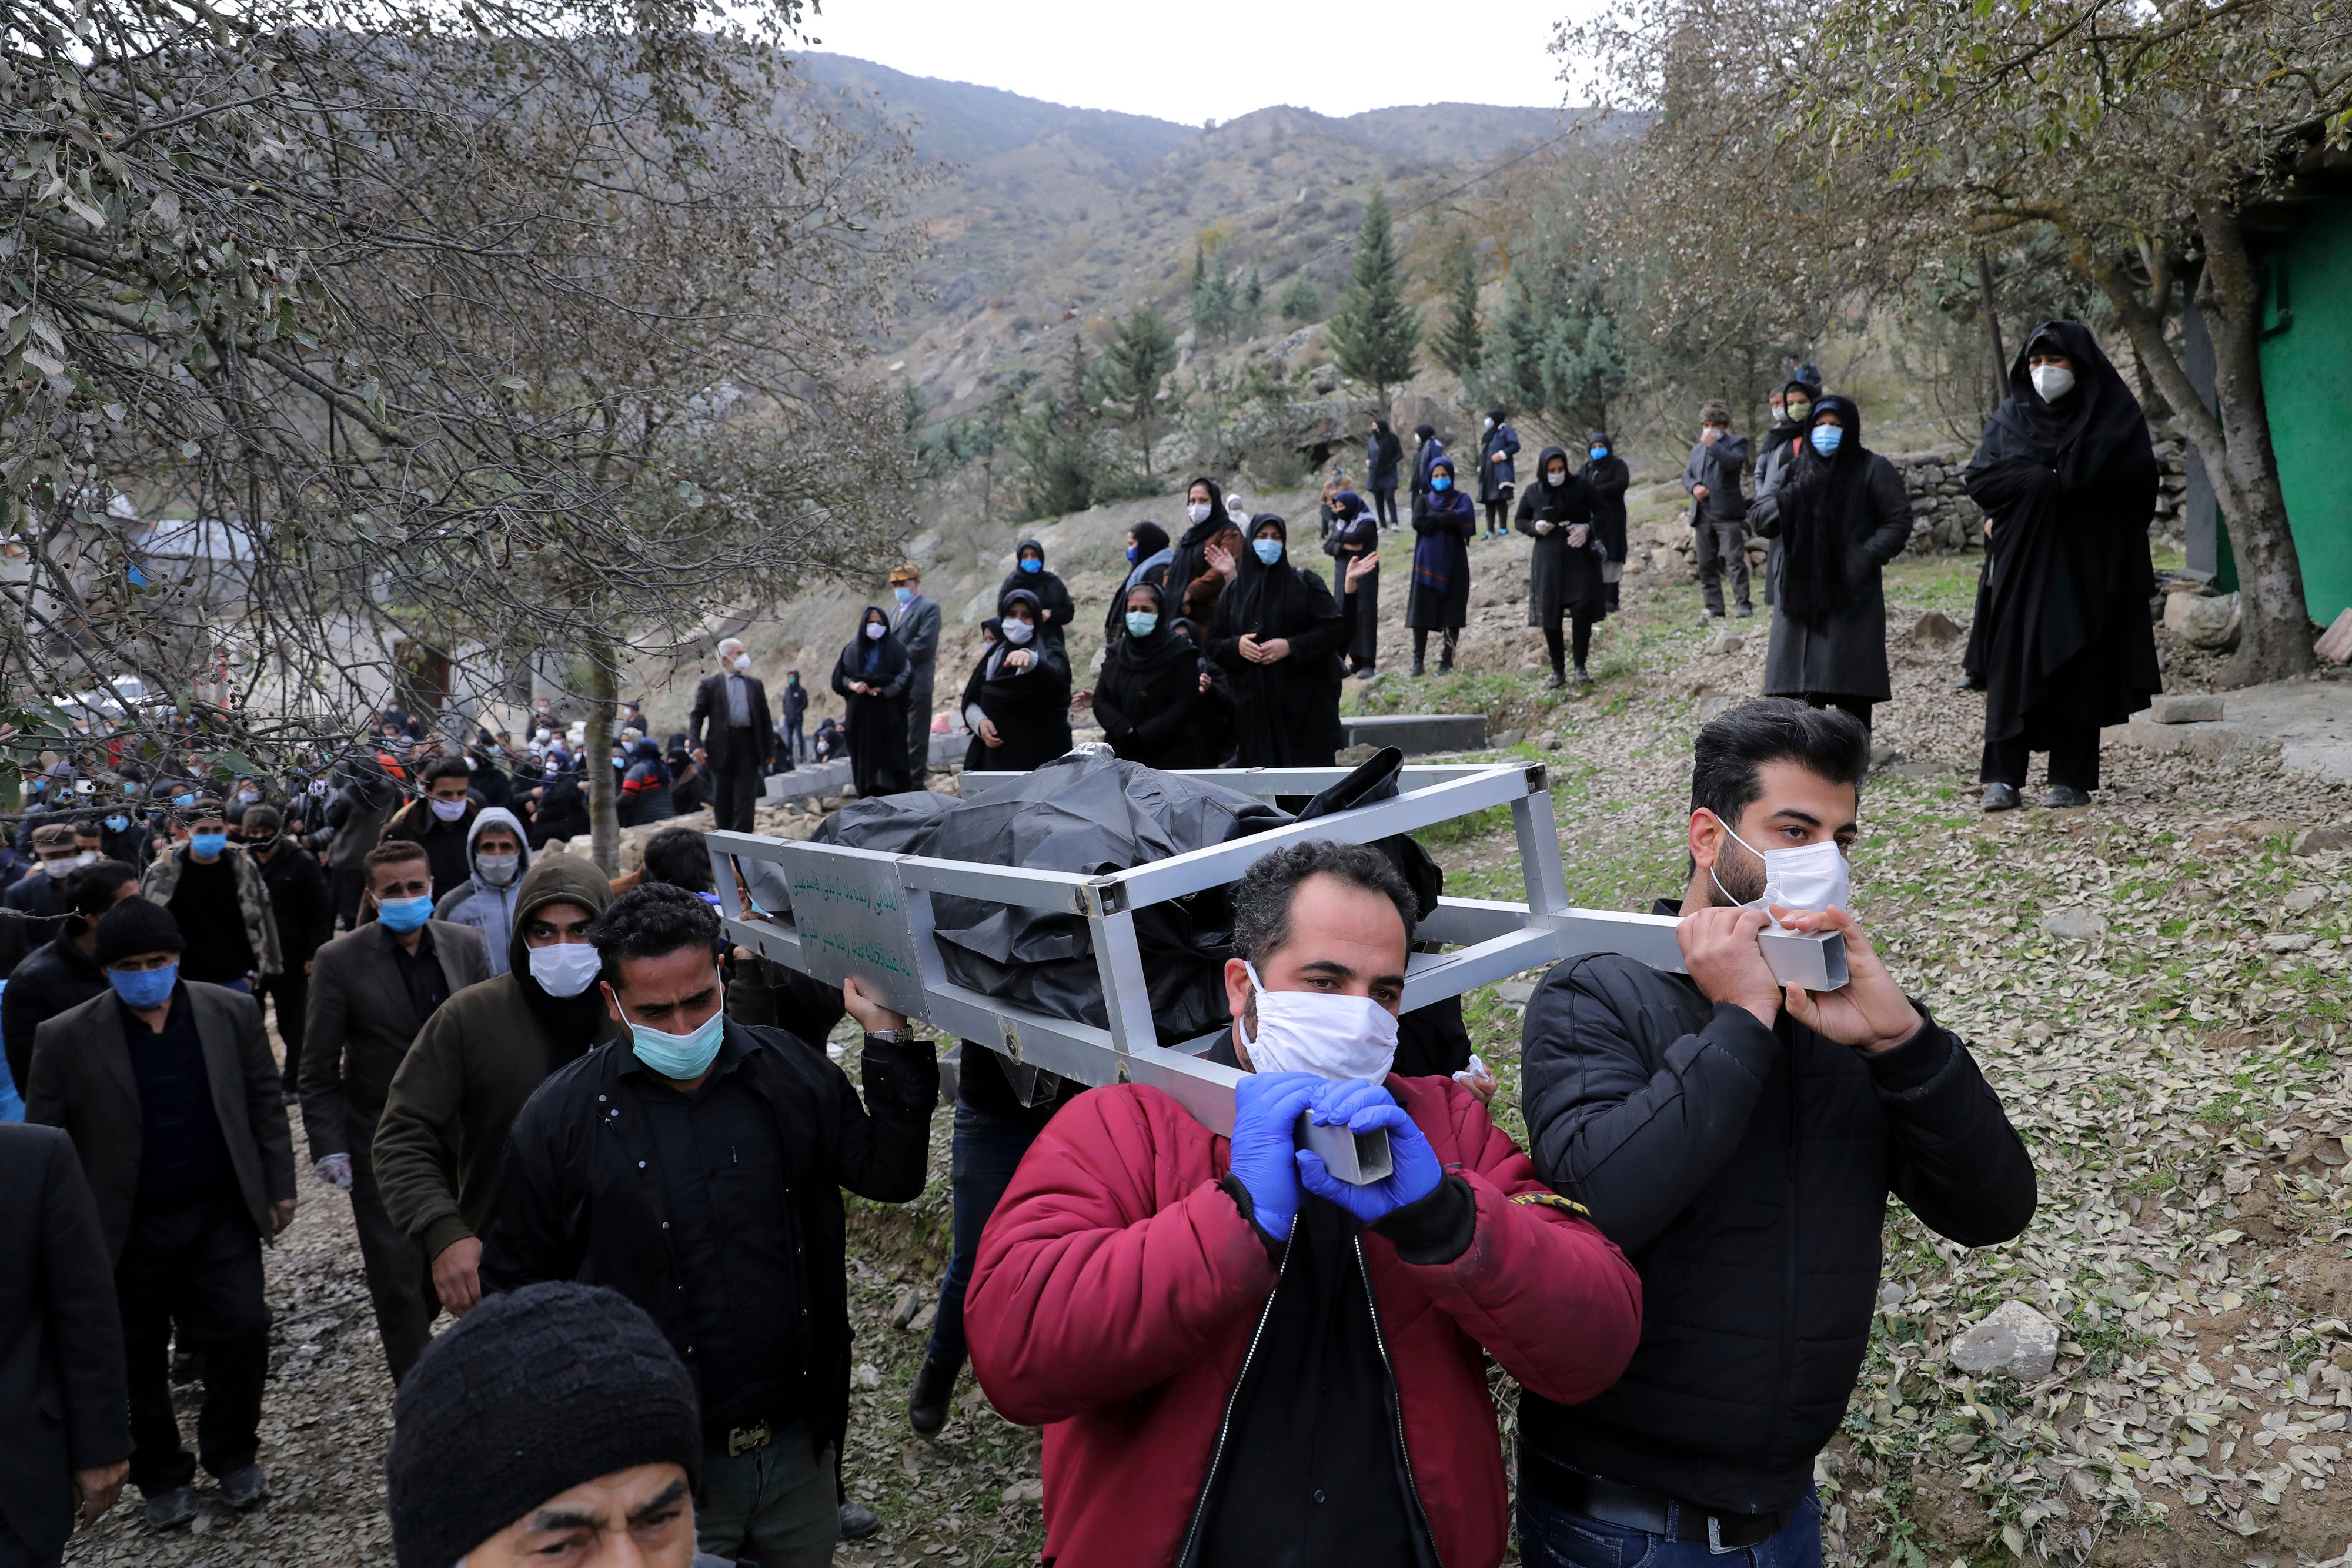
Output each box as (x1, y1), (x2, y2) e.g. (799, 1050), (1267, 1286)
(92, 897), (185, 967)
(387, 1282), (702, 1568)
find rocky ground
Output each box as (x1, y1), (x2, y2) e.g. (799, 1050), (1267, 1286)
(65, 515), (2352, 1568)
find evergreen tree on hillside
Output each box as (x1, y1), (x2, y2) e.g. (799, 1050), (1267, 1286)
(1241, 269), (1265, 337)
(1190, 242), (1240, 342)
(1435, 231), (1482, 383)
(1278, 273), (1321, 323)
(1328, 185), (1419, 410)
(1020, 331), (1097, 518)
(1095, 305), (1179, 474)
(1478, 235), (1628, 437)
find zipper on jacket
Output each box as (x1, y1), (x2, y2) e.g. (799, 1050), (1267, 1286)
(1174, 1235), (1295, 1568)
(1356, 1235), (1445, 1568)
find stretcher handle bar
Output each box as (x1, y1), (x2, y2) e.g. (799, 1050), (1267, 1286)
(960, 764), (1501, 800)
(1103, 764), (1543, 912)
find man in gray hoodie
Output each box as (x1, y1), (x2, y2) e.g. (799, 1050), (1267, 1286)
(432, 808), (531, 978)
(1683, 399), (1753, 621)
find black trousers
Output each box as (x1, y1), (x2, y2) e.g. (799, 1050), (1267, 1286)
(1981, 726), (2100, 791)
(711, 741), (763, 834)
(117, 1187), (270, 1495)
(1801, 693), (1873, 732)
(258, 970), (308, 1091)
(328, 865), (368, 933)
(1542, 615), (1597, 672)
(1484, 496), (1511, 533)
(906, 682), (935, 778)
(783, 718), (804, 763)
(1371, 486), (1398, 529)
(346, 1106), (439, 1384)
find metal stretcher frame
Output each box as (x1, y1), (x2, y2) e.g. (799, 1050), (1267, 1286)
(704, 762), (1690, 1141)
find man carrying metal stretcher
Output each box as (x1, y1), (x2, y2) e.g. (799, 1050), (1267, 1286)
(963, 840), (1644, 1568)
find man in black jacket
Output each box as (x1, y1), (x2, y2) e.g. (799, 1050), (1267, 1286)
(0, 1123), (132, 1565)
(2, 860), (139, 1101)
(243, 806), (330, 1099)
(1517, 699), (2034, 1564)
(689, 638), (776, 834)
(480, 885), (936, 1568)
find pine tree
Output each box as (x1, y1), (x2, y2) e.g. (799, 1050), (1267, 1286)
(1278, 273), (1321, 323)
(1097, 306), (1178, 474)
(1241, 269), (1265, 337)
(1435, 231), (1482, 383)
(1327, 185), (1419, 410)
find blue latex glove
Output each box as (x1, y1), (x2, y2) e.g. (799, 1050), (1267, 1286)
(1229, 1072), (1325, 1242)
(1295, 1079), (1444, 1225)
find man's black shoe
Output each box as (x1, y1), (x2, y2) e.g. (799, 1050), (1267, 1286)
(908, 1358), (957, 1436)
(143, 1487), (198, 1531)
(218, 1462), (269, 1510)
(840, 1501), (882, 1540)
(1980, 783), (2021, 811)
(2039, 784), (2092, 809)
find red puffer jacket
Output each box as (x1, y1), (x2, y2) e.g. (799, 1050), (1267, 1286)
(965, 1075), (1643, 1568)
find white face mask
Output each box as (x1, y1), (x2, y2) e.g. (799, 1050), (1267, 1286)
(429, 797), (468, 822)
(1238, 962), (1398, 1082)
(1000, 618), (1035, 646)
(527, 941), (602, 998)
(476, 851), (522, 887)
(1706, 813), (1850, 922)
(2030, 364), (2076, 402)
(1188, 502), (1213, 524)
(729, 654), (751, 674)
(864, 622), (885, 640)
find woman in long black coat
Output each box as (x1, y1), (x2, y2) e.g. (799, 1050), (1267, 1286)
(1406, 456), (1476, 674)
(996, 540), (1077, 644)
(831, 606), (914, 798)
(1169, 617), (1236, 766)
(1092, 582), (1207, 769)
(1516, 447), (1605, 687)
(1748, 396), (1914, 732)
(960, 588), (1073, 772)
(1207, 515), (1344, 766)
(1964, 319), (2161, 810)
(1365, 420), (1404, 530)
(1100, 520), (1174, 650)
(1321, 489), (1381, 676)
(1577, 432), (1632, 614)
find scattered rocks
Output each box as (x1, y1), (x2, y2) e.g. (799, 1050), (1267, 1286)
(1702, 630), (1745, 657)
(2147, 693), (2224, 724)
(1869, 742), (1907, 771)
(1695, 693), (1735, 723)
(852, 1362), (883, 1389)
(2176, 592), (2243, 651)
(1490, 729), (1524, 748)
(2292, 825), (2351, 856)
(2038, 907), (2109, 940)
(2262, 932), (2314, 953)
(1910, 609), (1963, 646)
(1948, 1299), (2060, 1380)
(1000, 1479), (1045, 1505)
(890, 1285), (925, 1330)
(1491, 979), (1536, 1005)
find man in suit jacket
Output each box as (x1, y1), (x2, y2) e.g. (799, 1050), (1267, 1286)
(0, 1124), (131, 1564)
(688, 637), (776, 834)
(24, 897), (296, 1532)
(301, 840), (491, 1383)
(889, 564), (943, 779)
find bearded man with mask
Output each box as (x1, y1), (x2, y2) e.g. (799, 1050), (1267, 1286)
(301, 840), (492, 1384)
(430, 807), (533, 977)
(1515, 700), (2035, 1566)
(963, 840), (1642, 1568)
(480, 885), (937, 1568)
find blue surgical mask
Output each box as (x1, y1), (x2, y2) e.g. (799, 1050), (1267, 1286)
(1432, 475), (1452, 492)
(1589, 445), (1608, 460)
(1810, 425), (1845, 457)
(628, 1008), (727, 1080)
(190, 832), (228, 859)
(173, 793), (196, 808)
(376, 894), (434, 932)
(108, 962), (178, 1009)
(894, 586), (913, 604)
(1252, 538), (1283, 566)
(1125, 544), (1137, 562)
(1019, 557), (1041, 574)
(1125, 611), (1158, 637)
(105, 814), (131, 833)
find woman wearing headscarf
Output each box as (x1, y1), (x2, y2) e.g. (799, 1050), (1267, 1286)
(1165, 477), (1241, 626)
(1579, 431), (1632, 613)
(1321, 489), (1382, 676)
(961, 588), (1073, 771)
(1752, 379), (1818, 609)
(526, 755), (588, 847)
(1964, 320), (2161, 810)
(1748, 394), (1913, 731)
(1170, 617), (1236, 765)
(1407, 456), (1476, 675)
(1366, 418), (1404, 531)
(1207, 515), (1344, 765)
(617, 736), (677, 826)
(1516, 447), (1604, 687)
(997, 540), (1077, 644)
(1091, 582), (1205, 768)
(831, 606), (914, 798)
(1101, 520), (1174, 647)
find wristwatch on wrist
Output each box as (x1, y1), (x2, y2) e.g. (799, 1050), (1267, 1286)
(864, 1026), (914, 1045)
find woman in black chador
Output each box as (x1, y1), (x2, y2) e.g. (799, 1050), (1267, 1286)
(830, 606), (914, 798)
(1207, 514), (1344, 765)
(1963, 320), (2161, 810)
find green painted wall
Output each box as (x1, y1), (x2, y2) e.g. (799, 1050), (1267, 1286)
(2256, 202), (2352, 628)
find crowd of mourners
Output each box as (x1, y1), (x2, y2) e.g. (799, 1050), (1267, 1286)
(0, 315), (2166, 1568)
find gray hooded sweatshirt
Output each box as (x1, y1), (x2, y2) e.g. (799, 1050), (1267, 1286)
(430, 805), (532, 975)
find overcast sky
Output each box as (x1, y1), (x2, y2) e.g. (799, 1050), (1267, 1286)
(801, 0), (1592, 124)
